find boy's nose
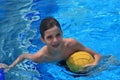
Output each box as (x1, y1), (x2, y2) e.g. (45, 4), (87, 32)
(53, 37), (58, 42)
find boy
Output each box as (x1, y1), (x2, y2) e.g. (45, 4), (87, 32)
(0, 17), (101, 71)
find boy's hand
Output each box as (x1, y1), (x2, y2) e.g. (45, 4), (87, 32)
(78, 63), (96, 73)
(85, 61), (97, 67)
(0, 63), (10, 72)
(83, 63), (97, 72)
(0, 63), (7, 68)
(84, 63), (96, 68)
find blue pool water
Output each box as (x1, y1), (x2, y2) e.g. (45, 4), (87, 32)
(0, 0), (120, 80)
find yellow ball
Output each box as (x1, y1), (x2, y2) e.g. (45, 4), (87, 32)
(66, 51), (95, 73)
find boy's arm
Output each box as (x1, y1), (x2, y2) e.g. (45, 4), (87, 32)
(9, 53), (33, 68)
(83, 48), (101, 66)
(70, 38), (101, 66)
(6, 47), (46, 71)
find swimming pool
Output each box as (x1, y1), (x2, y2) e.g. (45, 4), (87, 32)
(0, 0), (120, 80)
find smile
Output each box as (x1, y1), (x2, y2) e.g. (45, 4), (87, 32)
(52, 43), (60, 48)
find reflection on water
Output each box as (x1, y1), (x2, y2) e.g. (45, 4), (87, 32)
(0, 0), (39, 80)
(0, 0), (33, 64)
(5, 60), (40, 80)
(88, 55), (120, 75)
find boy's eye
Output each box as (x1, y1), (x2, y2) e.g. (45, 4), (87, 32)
(47, 36), (52, 39)
(56, 33), (61, 37)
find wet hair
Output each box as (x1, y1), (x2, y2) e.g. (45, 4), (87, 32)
(40, 17), (62, 38)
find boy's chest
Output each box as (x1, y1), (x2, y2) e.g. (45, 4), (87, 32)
(43, 53), (65, 62)
(44, 49), (75, 62)
(43, 42), (78, 62)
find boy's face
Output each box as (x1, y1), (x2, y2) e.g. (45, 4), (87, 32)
(41, 26), (63, 49)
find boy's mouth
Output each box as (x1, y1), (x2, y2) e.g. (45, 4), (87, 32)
(52, 43), (60, 48)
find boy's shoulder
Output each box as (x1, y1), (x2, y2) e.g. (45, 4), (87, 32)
(63, 38), (79, 47)
(37, 46), (48, 55)
(64, 38), (78, 43)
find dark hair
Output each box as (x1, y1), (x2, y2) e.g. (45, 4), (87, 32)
(40, 17), (62, 38)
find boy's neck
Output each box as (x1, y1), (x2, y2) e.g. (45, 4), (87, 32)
(48, 43), (64, 56)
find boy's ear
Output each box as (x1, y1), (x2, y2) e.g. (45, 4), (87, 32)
(40, 37), (45, 43)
